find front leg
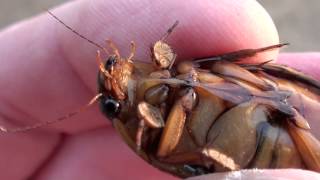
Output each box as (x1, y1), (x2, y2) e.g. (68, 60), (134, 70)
(136, 101), (165, 150)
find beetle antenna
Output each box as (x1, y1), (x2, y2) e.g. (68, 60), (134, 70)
(161, 20), (179, 41)
(47, 10), (105, 50)
(0, 93), (103, 133)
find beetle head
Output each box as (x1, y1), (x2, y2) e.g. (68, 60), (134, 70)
(97, 41), (137, 121)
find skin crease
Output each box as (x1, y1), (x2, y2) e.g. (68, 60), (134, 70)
(0, 0), (319, 179)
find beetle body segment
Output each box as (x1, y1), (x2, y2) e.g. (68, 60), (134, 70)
(98, 40), (320, 177)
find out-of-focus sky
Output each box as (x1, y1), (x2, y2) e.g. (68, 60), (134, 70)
(0, 0), (319, 52)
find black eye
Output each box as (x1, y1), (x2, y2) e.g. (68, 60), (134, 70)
(100, 96), (121, 118)
(105, 55), (117, 70)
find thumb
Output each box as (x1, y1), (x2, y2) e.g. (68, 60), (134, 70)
(186, 169), (320, 180)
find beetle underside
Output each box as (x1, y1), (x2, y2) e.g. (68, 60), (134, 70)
(97, 34), (320, 178)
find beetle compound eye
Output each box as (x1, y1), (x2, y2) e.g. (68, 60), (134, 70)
(105, 55), (117, 70)
(102, 97), (121, 118)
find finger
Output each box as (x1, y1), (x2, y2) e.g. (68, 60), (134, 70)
(0, 0), (280, 179)
(186, 169), (320, 180)
(0, 0), (278, 133)
(277, 53), (320, 80)
(32, 127), (178, 180)
(0, 132), (61, 180)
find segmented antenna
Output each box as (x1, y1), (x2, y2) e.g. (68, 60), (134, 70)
(0, 12), (108, 133)
(47, 10), (104, 50)
(0, 94), (103, 133)
(161, 20), (179, 41)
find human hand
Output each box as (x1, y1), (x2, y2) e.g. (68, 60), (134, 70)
(0, 0), (319, 179)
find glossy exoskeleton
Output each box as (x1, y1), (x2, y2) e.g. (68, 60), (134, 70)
(97, 24), (320, 178)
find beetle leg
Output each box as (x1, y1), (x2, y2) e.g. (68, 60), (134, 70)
(287, 118), (320, 172)
(176, 61), (227, 84)
(96, 50), (112, 78)
(157, 88), (197, 157)
(135, 120), (145, 150)
(176, 61), (197, 74)
(160, 20), (179, 41)
(287, 110), (320, 172)
(260, 63), (320, 89)
(195, 43), (288, 63)
(137, 102), (165, 128)
(152, 41), (177, 70)
(136, 101), (165, 150)
(182, 165), (208, 176)
(144, 84), (170, 105)
(106, 39), (121, 58)
(127, 41), (136, 62)
(211, 61), (274, 90)
(149, 70), (171, 79)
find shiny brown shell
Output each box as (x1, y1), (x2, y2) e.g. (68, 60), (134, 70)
(97, 40), (320, 178)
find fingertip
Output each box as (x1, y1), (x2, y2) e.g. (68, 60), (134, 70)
(56, 0), (279, 61)
(167, 0), (280, 61)
(277, 53), (320, 80)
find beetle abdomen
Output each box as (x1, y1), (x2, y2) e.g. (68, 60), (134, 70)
(98, 41), (320, 178)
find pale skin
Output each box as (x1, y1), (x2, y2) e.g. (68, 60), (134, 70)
(0, 0), (319, 179)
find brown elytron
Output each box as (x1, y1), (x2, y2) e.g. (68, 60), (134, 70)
(97, 23), (320, 177)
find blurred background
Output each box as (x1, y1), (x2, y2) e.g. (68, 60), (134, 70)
(0, 0), (318, 52)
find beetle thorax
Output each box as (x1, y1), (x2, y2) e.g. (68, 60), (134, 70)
(109, 59), (134, 100)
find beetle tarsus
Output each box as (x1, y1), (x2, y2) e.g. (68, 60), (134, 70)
(106, 39), (121, 58)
